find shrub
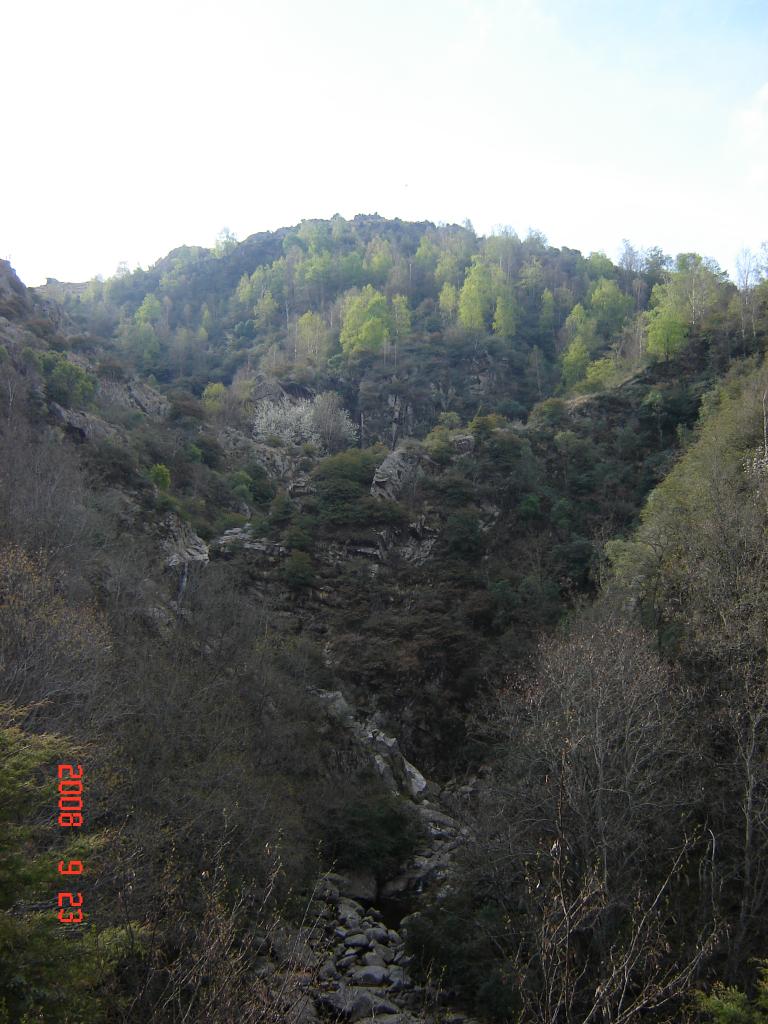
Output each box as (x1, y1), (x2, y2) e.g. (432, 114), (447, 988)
(313, 446), (386, 486)
(37, 352), (96, 408)
(149, 463), (171, 491)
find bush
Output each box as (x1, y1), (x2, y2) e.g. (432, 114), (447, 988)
(313, 446), (386, 486)
(149, 463), (171, 491)
(37, 352), (96, 408)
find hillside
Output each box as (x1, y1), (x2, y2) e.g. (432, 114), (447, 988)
(2, 218), (768, 1023)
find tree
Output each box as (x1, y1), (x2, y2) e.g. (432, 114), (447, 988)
(456, 606), (711, 1024)
(611, 365), (768, 980)
(458, 260), (496, 332)
(296, 311), (331, 363)
(589, 277), (633, 339)
(310, 392), (358, 451)
(697, 964), (768, 1024)
(562, 337), (590, 387)
(134, 293), (164, 331)
(254, 289), (279, 330)
(202, 381), (226, 418)
(339, 285), (391, 355)
(213, 227), (238, 258)
(646, 302), (687, 360)
(438, 282), (458, 320)
(493, 293), (518, 339)
(37, 353), (96, 408)
(282, 550), (315, 590)
(0, 545), (111, 713)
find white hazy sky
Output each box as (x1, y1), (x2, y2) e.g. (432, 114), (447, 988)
(3, 0), (767, 285)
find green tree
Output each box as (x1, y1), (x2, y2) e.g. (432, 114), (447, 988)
(339, 285), (391, 355)
(439, 282), (458, 320)
(135, 293), (163, 327)
(590, 277), (633, 339)
(202, 381), (226, 417)
(254, 289), (279, 330)
(296, 311), (331, 363)
(493, 293), (518, 339)
(38, 354), (96, 408)
(646, 304), (687, 360)
(458, 260), (496, 332)
(562, 337), (590, 387)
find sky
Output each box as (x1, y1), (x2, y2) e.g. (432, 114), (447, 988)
(2, 0), (767, 285)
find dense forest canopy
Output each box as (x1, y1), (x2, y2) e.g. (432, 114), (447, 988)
(2, 216), (768, 1022)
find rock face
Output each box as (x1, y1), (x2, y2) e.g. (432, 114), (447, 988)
(314, 690), (433, 806)
(160, 513), (209, 570)
(49, 402), (119, 442)
(371, 447), (436, 503)
(97, 379), (169, 418)
(217, 429), (313, 497)
(0, 260), (31, 318)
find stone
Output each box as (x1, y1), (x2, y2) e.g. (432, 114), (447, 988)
(285, 993), (318, 1024)
(336, 952), (360, 970)
(365, 926), (390, 944)
(387, 965), (411, 992)
(349, 992), (399, 1022)
(348, 964), (390, 986)
(402, 757), (428, 800)
(336, 895), (365, 926)
(319, 960), (340, 981)
(344, 932), (370, 949)
(362, 951), (386, 967)
(371, 942), (394, 964)
(317, 986), (398, 1022)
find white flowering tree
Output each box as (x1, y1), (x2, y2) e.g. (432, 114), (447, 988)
(252, 392), (357, 452)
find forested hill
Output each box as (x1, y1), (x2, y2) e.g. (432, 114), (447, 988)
(2, 218), (768, 1023)
(40, 213), (746, 433)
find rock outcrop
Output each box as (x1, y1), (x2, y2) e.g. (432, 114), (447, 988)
(97, 378), (169, 418)
(370, 447), (436, 503)
(160, 512), (209, 570)
(49, 402), (120, 442)
(0, 260), (32, 318)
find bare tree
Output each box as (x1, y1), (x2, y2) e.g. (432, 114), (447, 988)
(464, 606), (715, 1024)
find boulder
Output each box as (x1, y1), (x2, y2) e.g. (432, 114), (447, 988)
(348, 964), (390, 987)
(317, 986), (399, 1021)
